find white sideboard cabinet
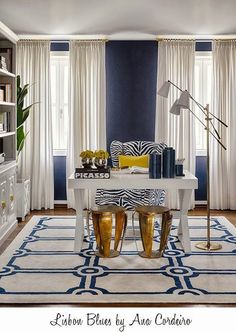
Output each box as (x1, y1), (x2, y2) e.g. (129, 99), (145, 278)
(0, 21), (18, 246)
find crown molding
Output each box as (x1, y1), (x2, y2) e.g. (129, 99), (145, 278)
(18, 33), (236, 42)
(18, 34), (108, 41)
(0, 21), (19, 43)
(156, 34), (236, 40)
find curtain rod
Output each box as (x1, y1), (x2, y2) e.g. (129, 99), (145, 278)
(156, 35), (236, 41)
(157, 38), (236, 43)
(18, 34), (109, 41)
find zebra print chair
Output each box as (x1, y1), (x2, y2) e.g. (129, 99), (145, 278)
(95, 140), (167, 210)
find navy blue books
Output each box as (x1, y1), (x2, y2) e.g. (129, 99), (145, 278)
(163, 147), (176, 178)
(149, 154), (162, 179)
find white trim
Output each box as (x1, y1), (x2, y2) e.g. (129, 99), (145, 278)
(50, 51), (69, 57)
(53, 149), (67, 156)
(195, 200), (207, 205)
(157, 34), (236, 40)
(0, 21), (19, 43)
(196, 149), (207, 156)
(54, 200), (67, 205)
(18, 34), (236, 41)
(195, 51), (212, 58)
(19, 34), (108, 40)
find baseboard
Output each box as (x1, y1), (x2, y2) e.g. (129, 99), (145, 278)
(195, 201), (207, 205)
(54, 200), (67, 204)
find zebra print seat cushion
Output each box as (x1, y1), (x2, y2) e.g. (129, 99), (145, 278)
(95, 140), (167, 210)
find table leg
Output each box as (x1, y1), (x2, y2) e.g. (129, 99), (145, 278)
(178, 189), (192, 253)
(74, 189), (85, 253)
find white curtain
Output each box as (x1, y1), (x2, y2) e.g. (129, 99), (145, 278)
(210, 40), (236, 209)
(67, 41), (106, 208)
(155, 40), (196, 209)
(17, 40), (54, 210)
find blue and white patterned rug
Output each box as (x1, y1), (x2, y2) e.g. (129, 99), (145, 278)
(0, 215), (236, 303)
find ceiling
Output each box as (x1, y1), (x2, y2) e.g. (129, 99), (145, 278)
(0, 0), (236, 39)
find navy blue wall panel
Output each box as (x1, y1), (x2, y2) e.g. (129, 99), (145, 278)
(51, 42), (69, 51)
(195, 42), (212, 52)
(195, 156), (207, 200)
(106, 41), (157, 149)
(53, 156), (67, 200)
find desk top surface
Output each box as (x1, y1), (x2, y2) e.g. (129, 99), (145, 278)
(68, 170), (198, 190)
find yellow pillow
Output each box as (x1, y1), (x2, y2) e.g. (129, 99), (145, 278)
(118, 154), (149, 168)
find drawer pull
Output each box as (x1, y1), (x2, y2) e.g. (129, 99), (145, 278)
(1, 201), (6, 209)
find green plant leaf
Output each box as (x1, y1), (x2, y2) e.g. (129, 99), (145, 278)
(17, 131), (29, 158)
(17, 75), (38, 156)
(17, 126), (25, 152)
(22, 102), (39, 124)
(17, 84), (29, 107)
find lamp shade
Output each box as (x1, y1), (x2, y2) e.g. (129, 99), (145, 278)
(177, 90), (190, 109)
(170, 99), (181, 115)
(157, 81), (170, 98)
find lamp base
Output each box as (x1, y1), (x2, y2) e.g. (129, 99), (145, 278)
(195, 242), (222, 251)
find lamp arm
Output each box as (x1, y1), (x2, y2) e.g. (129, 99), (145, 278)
(189, 94), (228, 128)
(167, 80), (228, 128)
(188, 108), (227, 150)
(193, 101), (221, 139)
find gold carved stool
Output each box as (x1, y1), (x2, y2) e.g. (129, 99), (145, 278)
(133, 206), (172, 258)
(91, 205), (127, 258)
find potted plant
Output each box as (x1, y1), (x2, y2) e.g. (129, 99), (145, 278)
(94, 149), (109, 169)
(80, 150), (95, 168)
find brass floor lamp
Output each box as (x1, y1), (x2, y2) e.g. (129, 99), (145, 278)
(158, 80), (228, 251)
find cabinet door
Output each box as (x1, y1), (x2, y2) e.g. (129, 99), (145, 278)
(7, 174), (16, 216)
(0, 180), (7, 226)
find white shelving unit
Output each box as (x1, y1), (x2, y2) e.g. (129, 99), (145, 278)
(0, 101), (16, 107)
(0, 68), (16, 78)
(0, 21), (18, 246)
(0, 132), (16, 138)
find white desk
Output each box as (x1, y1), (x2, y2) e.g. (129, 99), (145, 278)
(68, 170), (198, 253)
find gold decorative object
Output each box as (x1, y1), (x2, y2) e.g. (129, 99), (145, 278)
(91, 205), (127, 258)
(134, 206), (172, 259)
(1, 201), (6, 209)
(10, 194), (14, 202)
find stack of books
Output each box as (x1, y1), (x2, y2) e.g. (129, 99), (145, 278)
(0, 83), (11, 102)
(74, 167), (110, 179)
(0, 113), (7, 133)
(0, 88), (4, 102)
(0, 55), (7, 71)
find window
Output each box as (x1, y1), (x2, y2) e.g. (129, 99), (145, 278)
(194, 52), (212, 155)
(50, 51), (69, 155)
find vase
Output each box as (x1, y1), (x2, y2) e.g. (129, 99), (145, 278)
(81, 158), (93, 169)
(94, 158), (107, 169)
